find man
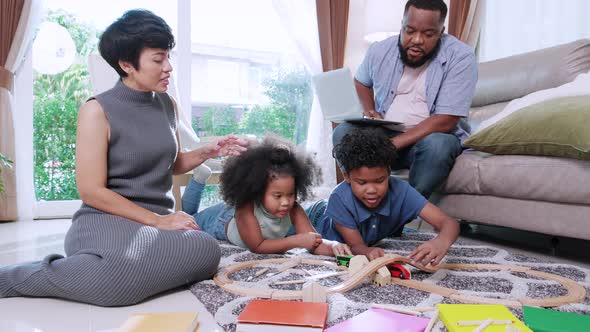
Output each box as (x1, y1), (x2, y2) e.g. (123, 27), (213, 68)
(333, 0), (477, 200)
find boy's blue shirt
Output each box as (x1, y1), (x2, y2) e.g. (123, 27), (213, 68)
(318, 176), (428, 246)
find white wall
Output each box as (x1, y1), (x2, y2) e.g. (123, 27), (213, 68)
(480, 0), (590, 61)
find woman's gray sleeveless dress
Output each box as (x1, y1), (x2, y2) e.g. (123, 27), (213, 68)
(0, 80), (220, 306)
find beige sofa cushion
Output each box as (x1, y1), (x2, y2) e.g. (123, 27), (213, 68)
(468, 102), (508, 132)
(441, 151), (590, 205)
(472, 39), (590, 107)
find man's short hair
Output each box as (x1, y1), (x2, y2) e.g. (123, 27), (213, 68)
(404, 0), (448, 25)
(99, 9), (175, 77)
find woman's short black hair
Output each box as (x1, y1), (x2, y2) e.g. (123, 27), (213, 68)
(220, 135), (322, 208)
(332, 127), (398, 174)
(99, 9), (175, 77)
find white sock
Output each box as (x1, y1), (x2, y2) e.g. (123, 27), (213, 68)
(192, 164), (212, 184)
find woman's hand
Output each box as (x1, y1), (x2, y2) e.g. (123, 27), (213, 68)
(330, 242), (352, 256)
(201, 135), (249, 159)
(154, 211), (201, 231)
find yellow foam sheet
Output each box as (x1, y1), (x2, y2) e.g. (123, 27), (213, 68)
(436, 304), (532, 332)
(119, 312), (199, 332)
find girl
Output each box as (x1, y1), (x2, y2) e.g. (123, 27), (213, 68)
(183, 136), (351, 256)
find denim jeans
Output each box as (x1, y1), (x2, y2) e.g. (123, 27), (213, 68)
(182, 179), (232, 241)
(332, 122), (463, 198)
(286, 199), (328, 236)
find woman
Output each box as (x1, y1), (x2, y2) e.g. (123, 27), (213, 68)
(0, 9), (247, 306)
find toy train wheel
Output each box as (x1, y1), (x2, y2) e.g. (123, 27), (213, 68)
(386, 263), (412, 280)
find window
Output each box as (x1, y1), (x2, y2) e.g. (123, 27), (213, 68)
(30, 0), (177, 217)
(190, 0), (312, 144)
(24, 0), (314, 217)
(204, 59), (241, 102)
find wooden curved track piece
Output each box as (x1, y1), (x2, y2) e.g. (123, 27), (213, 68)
(213, 254), (586, 307)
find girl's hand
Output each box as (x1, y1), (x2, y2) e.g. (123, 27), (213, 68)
(293, 232), (322, 251)
(330, 242), (352, 256)
(155, 212), (201, 231)
(408, 237), (449, 267)
(201, 135), (248, 159)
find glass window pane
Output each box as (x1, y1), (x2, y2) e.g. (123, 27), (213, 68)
(32, 1), (177, 201)
(190, 0), (312, 146)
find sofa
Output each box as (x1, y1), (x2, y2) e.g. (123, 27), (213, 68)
(437, 39), (590, 241)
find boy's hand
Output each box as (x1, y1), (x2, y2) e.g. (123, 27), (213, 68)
(330, 242), (352, 256)
(294, 232), (322, 251)
(408, 237), (450, 267)
(366, 247), (385, 261)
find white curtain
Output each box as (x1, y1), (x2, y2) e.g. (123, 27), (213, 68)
(480, 0), (590, 62)
(272, 0), (336, 196)
(0, 0), (43, 220)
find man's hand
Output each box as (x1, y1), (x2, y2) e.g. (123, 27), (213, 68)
(364, 109), (383, 119)
(408, 237), (450, 266)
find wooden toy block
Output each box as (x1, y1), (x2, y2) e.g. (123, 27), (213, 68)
(348, 255), (369, 276)
(372, 266), (391, 286)
(302, 281), (327, 303)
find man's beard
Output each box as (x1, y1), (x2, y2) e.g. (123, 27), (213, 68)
(398, 36), (441, 68)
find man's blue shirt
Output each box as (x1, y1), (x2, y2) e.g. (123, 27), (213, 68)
(355, 34), (478, 142)
(318, 176), (428, 246)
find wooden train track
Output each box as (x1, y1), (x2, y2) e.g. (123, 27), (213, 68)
(213, 254), (586, 307)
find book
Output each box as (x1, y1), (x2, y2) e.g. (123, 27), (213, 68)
(236, 300), (328, 331)
(436, 304), (532, 332)
(324, 308), (430, 332)
(118, 312), (199, 332)
(523, 306), (590, 332)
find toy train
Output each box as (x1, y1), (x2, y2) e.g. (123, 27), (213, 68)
(336, 255), (411, 279)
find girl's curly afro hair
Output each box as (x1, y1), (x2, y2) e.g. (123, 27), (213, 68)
(220, 135), (322, 208)
(332, 127), (398, 173)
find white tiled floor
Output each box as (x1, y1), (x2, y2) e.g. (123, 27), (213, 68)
(2, 218), (589, 332)
(0, 219), (223, 332)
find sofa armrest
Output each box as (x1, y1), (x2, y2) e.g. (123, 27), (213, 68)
(472, 39), (590, 107)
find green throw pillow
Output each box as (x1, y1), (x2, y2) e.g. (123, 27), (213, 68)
(465, 95), (590, 160)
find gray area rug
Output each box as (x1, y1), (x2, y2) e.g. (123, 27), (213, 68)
(190, 233), (590, 331)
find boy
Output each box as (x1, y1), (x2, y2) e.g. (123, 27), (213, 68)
(316, 127), (459, 265)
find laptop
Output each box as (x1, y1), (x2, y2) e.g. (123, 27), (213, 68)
(312, 68), (401, 126)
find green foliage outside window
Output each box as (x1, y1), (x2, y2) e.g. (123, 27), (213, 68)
(0, 154), (13, 194)
(195, 68), (313, 145)
(33, 10), (98, 200)
(198, 106), (240, 137)
(260, 69), (313, 145)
